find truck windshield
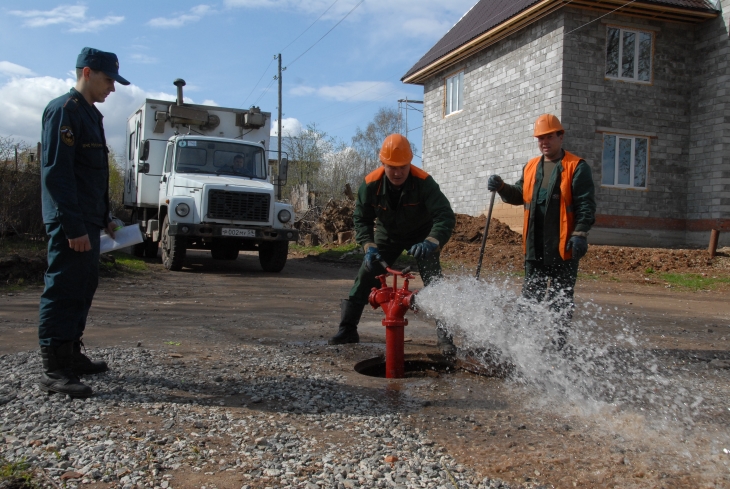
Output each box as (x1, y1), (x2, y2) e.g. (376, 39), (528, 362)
(174, 140), (267, 179)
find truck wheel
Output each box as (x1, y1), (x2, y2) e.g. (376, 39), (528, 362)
(211, 239), (239, 260)
(161, 215), (186, 271)
(258, 241), (288, 272)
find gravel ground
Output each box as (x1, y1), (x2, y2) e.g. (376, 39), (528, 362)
(0, 345), (546, 489)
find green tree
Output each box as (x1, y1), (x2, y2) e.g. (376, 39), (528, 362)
(107, 147), (127, 219)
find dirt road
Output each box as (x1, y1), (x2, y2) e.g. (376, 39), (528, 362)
(2, 251), (729, 488)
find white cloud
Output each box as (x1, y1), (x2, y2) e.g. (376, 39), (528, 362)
(0, 61), (36, 77)
(0, 75), (178, 153)
(148, 4), (213, 28)
(9, 5), (124, 32)
(201, 99), (219, 106)
(224, 0), (477, 39)
(130, 54), (158, 64)
(290, 81), (396, 102)
(271, 118), (302, 137)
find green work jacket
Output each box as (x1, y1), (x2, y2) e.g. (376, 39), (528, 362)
(498, 154), (596, 266)
(353, 166), (455, 248)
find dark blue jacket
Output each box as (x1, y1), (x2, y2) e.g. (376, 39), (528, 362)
(41, 88), (110, 238)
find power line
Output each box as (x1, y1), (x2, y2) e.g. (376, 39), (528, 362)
(252, 77), (277, 107)
(240, 56), (275, 108)
(287, 0), (364, 68)
(280, 0), (340, 53)
(565, 0), (639, 36)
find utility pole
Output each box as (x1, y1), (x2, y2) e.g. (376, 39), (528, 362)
(397, 98), (423, 136)
(277, 53), (283, 201)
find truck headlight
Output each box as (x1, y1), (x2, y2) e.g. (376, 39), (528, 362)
(278, 209), (292, 223)
(175, 203), (190, 217)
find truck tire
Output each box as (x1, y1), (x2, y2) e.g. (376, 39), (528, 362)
(211, 239), (239, 260)
(258, 241), (288, 272)
(161, 215), (186, 271)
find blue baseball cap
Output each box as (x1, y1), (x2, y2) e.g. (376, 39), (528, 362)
(76, 47), (130, 86)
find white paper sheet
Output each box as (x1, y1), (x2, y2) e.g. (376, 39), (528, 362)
(99, 224), (144, 254)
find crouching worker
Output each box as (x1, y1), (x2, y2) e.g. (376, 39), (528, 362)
(328, 134), (457, 354)
(488, 114), (596, 349)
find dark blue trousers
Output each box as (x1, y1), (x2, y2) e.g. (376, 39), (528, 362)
(38, 221), (101, 347)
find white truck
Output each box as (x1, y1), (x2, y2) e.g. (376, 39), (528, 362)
(123, 79), (297, 272)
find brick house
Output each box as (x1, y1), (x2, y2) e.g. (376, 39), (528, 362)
(403, 0), (729, 247)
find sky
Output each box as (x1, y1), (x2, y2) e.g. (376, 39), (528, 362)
(0, 0), (478, 160)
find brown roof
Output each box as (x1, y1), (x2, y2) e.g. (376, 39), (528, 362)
(402, 0), (718, 83)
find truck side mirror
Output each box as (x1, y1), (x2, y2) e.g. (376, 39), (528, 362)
(138, 162), (150, 174)
(138, 140), (150, 161)
(278, 157), (288, 185)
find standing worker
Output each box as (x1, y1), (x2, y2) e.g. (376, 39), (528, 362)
(38, 47), (130, 397)
(328, 134), (457, 354)
(488, 114), (596, 348)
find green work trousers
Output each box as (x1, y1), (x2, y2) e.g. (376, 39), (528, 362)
(522, 258), (579, 320)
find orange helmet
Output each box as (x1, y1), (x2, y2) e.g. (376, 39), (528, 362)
(379, 134), (413, 166)
(533, 114), (564, 137)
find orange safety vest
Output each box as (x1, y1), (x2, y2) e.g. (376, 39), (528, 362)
(522, 151), (582, 260)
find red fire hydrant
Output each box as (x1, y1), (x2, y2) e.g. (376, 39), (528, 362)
(368, 267), (418, 379)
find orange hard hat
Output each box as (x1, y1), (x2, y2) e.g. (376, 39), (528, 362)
(379, 134), (413, 166)
(533, 114), (564, 137)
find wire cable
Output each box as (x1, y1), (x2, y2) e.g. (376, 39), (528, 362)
(280, 0), (340, 53)
(287, 0), (364, 68)
(240, 57), (275, 108)
(564, 0), (639, 36)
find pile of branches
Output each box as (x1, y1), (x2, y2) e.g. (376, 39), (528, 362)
(294, 199), (355, 245)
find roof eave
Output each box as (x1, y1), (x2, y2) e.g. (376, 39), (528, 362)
(402, 0), (718, 85)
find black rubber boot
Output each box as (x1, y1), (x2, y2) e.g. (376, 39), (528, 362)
(39, 342), (93, 398)
(328, 299), (364, 345)
(436, 321), (457, 356)
(70, 339), (108, 375)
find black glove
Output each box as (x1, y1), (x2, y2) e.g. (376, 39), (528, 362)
(364, 246), (384, 272)
(566, 235), (588, 260)
(408, 239), (439, 260)
(487, 175), (504, 192)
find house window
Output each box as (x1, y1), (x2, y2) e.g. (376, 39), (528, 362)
(445, 71), (463, 115)
(605, 27), (652, 83)
(601, 134), (649, 188)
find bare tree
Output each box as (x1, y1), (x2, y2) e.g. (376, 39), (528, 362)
(316, 142), (364, 203)
(0, 136), (42, 238)
(283, 123), (332, 197)
(351, 107), (402, 178)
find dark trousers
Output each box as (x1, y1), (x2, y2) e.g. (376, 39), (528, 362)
(38, 221), (101, 347)
(522, 258), (579, 320)
(348, 238), (442, 306)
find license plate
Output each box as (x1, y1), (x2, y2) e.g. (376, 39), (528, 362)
(221, 228), (256, 237)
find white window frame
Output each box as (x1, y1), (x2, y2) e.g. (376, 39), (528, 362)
(444, 71), (464, 116)
(601, 133), (650, 189)
(605, 26), (653, 84)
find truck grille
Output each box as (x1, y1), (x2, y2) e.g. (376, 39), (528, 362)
(207, 190), (270, 222)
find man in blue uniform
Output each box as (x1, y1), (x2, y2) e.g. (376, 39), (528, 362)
(38, 47), (130, 397)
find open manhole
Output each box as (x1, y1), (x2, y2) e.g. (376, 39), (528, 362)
(354, 351), (512, 379)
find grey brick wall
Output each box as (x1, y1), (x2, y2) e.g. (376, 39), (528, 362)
(561, 8), (693, 221)
(688, 0), (730, 221)
(421, 11), (565, 217)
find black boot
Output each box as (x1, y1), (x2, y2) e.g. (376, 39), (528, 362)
(436, 321), (457, 356)
(39, 342), (93, 398)
(70, 339), (108, 375)
(328, 299), (364, 345)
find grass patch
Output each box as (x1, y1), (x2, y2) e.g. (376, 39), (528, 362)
(109, 251), (148, 271)
(661, 273), (730, 290)
(0, 238), (47, 255)
(0, 457), (37, 489)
